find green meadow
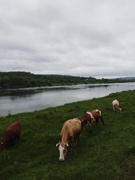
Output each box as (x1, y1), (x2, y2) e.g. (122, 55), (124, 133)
(0, 90), (135, 180)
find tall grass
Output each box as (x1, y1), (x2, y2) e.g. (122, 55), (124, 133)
(0, 90), (135, 180)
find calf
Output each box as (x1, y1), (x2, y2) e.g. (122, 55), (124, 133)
(56, 118), (81, 161)
(0, 121), (22, 149)
(81, 109), (104, 127)
(112, 100), (122, 112)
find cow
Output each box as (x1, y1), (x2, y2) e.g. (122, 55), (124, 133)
(56, 118), (81, 161)
(0, 121), (22, 149)
(81, 109), (104, 127)
(112, 99), (122, 112)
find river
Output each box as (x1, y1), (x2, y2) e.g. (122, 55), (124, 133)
(0, 82), (135, 117)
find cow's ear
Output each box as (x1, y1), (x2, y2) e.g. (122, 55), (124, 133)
(56, 142), (60, 147)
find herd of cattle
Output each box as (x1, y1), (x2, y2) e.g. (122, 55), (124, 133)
(0, 99), (122, 161)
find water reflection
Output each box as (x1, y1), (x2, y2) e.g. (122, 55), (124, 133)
(0, 84), (110, 97)
(0, 82), (135, 116)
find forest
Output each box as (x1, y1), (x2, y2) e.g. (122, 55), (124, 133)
(0, 71), (134, 88)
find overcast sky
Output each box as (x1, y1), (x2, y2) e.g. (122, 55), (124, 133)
(0, 0), (135, 78)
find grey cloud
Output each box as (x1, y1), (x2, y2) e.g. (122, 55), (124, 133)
(0, 0), (135, 78)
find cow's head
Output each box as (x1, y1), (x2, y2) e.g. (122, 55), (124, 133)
(119, 108), (122, 112)
(116, 107), (122, 113)
(56, 141), (68, 161)
(81, 114), (91, 127)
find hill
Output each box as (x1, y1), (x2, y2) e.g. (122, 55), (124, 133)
(0, 71), (135, 88)
(0, 90), (135, 179)
(112, 77), (135, 81)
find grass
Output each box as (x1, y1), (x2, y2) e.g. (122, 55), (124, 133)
(0, 90), (135, 179)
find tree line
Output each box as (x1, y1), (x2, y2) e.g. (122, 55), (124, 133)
(0, 71), (134, 89)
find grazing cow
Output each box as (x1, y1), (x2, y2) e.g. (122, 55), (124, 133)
(56, 118), (81, 161)
(81, 109), (104, 127)
(112, 100), (122, 112)
(0, 121), (22, 149)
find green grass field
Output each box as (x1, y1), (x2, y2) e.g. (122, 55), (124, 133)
(0, 90), (135, 180)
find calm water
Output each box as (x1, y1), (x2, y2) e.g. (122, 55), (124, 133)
(0, 82), (135, 117)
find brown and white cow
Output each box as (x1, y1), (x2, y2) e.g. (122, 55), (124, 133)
(0, 121), (22, 149)
(112, 100), (122, 112)
(56, 118), (81, 161)
(81, 109), (104, 127)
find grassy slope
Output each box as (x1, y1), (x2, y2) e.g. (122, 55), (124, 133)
(0, 90), (135, 180)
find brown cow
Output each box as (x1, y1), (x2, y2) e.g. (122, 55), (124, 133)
(0, 121), (22, 149)
(81, 109), (104, 127)
(112, 100), (122, 112)
(56, 118), (81, 161)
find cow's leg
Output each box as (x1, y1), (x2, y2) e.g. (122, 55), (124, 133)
(95, 119), (98, 126)
(74, 133), (80, 147)
(68, 137), (74, 151)
(100, 116), (105, 125)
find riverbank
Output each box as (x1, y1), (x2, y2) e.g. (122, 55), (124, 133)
(0, 90), (135, 179)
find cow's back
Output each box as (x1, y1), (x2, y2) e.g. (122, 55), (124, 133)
(112, 100), (119, 106)
(1, 121), (21, 148)
(91, 110), (101, 119)
(60, 118), (81, 137)
(67, 118), (81, 135)
(6, 121), (21, 137)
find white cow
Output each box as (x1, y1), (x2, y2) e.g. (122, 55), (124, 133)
(112, 100), (122, 112)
